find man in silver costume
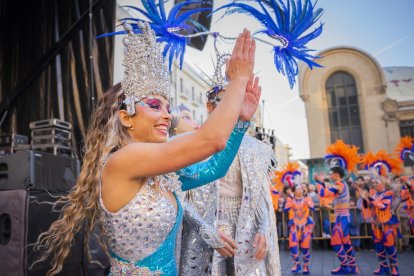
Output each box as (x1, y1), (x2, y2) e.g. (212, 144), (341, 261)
(179, 47), (281, 275)
(169, 104), (239, 273)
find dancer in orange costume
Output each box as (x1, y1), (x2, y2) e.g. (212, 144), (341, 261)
(360, 150), (403, 276)
(315, 140), (359, 275)
(271, 168), (285, 212)
(395, 136), (414, 236)
(284, 184), (314, 274)
(400, 184), (414, 235)
(270, 186), (281, 211)
(276, 162), (314, 274)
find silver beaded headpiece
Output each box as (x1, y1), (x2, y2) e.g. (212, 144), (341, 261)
(121, 21), (172, 115)
(204, 36), (230, 105)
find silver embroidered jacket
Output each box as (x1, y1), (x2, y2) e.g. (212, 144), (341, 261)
(180, 136), (281, 275)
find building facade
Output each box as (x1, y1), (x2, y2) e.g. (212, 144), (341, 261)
(274, 137), (291, 169)
(170, 62), (209, 125)
(299, 47), (414, 159)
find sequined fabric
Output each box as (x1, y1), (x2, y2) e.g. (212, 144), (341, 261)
(121, 21), (172, 115)
(179, 195), (218, 275)
(178, 122), (249, 275)
(213, 136), (281, 276)
(178, 120), (250, 191)
(109, 257), (161, 276)
(217, 196), (242, 239)
(100, 183), (177, 262)
(99, 173), (183, 275)
(210, 196), (242, 276)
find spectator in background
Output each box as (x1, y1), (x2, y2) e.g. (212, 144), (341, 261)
(356, 177), (374, 250)
(400, 178), (414, 247)
(349, 178), (362, 251)
(284, 186), (294, 199)
(308, 184), (322, 249)
(320, 178), (333, 239)
(308, 184), (319, 206)
(393, 177), (411, 251)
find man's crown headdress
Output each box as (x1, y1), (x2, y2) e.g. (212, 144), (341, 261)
(198, 36), (230, 105)
(121, 22), (172, 115)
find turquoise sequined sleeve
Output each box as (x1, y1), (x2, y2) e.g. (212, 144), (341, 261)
(178, 120), (250, 191)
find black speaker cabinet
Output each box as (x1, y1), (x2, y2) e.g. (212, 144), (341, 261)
(0, 190), (83, 276)
(0, 150), (80, 192)
(175, 0), (212, 51)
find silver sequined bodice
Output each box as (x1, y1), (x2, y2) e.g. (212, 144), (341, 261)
(99, 182), (177, 263)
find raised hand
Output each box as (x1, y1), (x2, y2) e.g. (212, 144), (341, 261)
(225, 29), (256, 82)
(239, 75), (262, 121)
(313, 172), (322, 183)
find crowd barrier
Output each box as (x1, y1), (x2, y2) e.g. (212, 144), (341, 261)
(275, 206), (414, 241)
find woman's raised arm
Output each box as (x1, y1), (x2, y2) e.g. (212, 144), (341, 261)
(108, 29), (256, 178)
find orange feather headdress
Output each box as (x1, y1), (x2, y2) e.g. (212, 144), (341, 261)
(360, 150), (403, 176)
(394, 136), (414, 162)
(324, 140), (359, 172)
(273, 161), (301, 189)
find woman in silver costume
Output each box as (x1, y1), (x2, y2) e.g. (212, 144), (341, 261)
(32, 22), (259, 276)
(180, 48), (281, 276)
(168, 104), (199, 137)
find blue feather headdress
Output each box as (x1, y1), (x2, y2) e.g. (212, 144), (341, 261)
(98, 0), (211, 70)
(215, 0), (324, 88)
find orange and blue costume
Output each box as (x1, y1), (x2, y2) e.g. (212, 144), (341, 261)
(284, 195), (314, 274)
(400, 185), (414, 237)
(395, 136), (414, 235)
(361, 150), (403, 276)
(318, 140), (359, 275)
(365, 189), (400, 276)
(317, 179), (357, 274)
(275, 162), (315, 274)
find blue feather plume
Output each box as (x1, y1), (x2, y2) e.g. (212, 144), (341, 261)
(215, 0), (323, 88)
(98, 0), (211, 70)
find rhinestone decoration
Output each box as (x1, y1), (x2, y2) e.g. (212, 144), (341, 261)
(100, 182), (177, 263)
(109, 257), (162, 276)
(159, 173), (181, 193)
(121, 21), (172, 115)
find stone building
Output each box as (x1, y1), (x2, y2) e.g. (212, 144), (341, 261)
(299, 47), (414, 178)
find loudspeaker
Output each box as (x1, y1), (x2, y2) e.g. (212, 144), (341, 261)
(0, 150), (80, 192)
(175, 0), (213, 51)
(0, 190), (83, 276)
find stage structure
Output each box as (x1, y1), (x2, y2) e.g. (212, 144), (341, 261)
(0, 0), (115, 158)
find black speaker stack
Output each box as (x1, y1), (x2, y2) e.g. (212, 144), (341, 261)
(0, 150), (83, 276)
(0, 118), (87, 275)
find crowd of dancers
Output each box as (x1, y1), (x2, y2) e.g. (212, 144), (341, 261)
(270, 138), (414, 276)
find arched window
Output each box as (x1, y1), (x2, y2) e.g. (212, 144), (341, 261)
(326, 71), (364, 152)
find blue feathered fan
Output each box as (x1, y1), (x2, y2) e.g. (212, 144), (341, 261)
(215, 0), (324, 88)
(98, 0), (210, 70)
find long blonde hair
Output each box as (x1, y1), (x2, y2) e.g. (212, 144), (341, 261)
(32, 83), (130, 275)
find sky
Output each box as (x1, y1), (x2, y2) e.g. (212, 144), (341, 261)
(182, 0), (414, 160)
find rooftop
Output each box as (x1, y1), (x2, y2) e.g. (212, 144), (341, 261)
(383, 66), (414, 102)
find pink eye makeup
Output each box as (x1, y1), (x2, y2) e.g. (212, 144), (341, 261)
(139, 99), (171, 114)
